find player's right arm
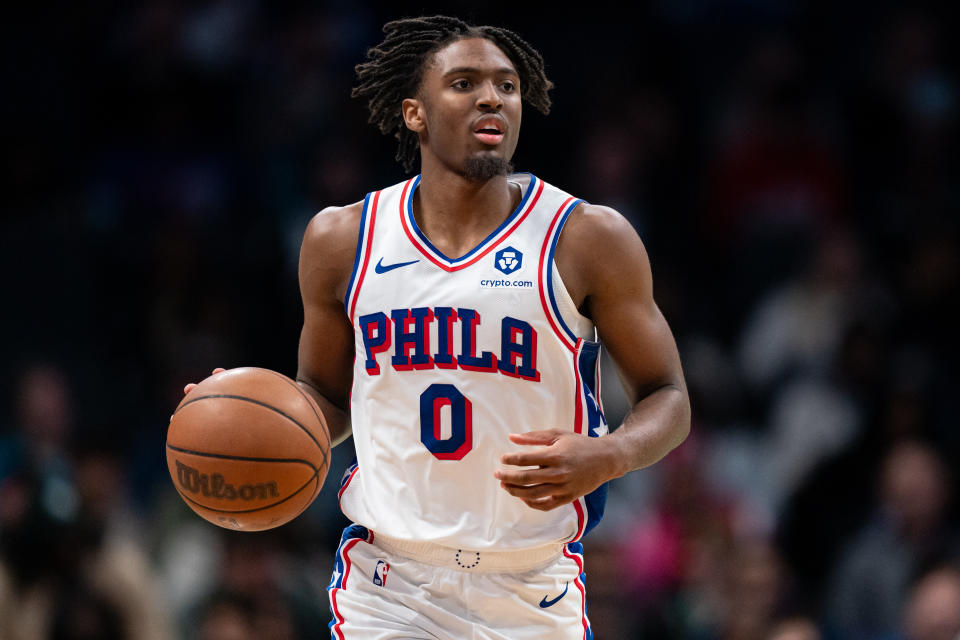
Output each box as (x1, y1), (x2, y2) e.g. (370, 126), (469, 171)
(296, 202), (364, 447)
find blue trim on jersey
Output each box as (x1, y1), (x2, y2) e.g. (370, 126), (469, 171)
(566, 541), (584, 560)
(583, 565), (594, 640)
(328, 524), (370, 638)
(576, 341), (602, 404)
(328, 524), (367, 589)
(343, 192), (372, 315)
(576, 341), (608, 538)
(340, 459), (359, 489)
(565, 542), (593, 640)
(405, 173), (538, 263)
(546, 198), (586, 344)
(583, 484), (608, 539)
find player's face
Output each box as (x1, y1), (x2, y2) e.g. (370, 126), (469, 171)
(409, 38), (522, 178)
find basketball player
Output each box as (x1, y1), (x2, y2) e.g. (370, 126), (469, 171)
(240, 16), (687, 639)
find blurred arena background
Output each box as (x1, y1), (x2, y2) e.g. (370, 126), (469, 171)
(1, 1), (958, 638)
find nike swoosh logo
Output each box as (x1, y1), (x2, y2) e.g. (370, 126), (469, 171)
(539, 582), (569, 608)
(374, 258), (419, 274)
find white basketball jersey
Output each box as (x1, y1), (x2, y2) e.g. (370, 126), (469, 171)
(339, 173), (609, 550)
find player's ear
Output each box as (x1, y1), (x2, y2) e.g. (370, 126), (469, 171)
(402, 98), (426, 133)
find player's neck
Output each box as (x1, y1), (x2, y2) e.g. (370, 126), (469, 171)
(413, 168), (518, 258)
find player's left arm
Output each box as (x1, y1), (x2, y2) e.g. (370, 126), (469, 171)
(495, 203), (691, 511)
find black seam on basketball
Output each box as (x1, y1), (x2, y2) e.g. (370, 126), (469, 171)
(174, 394), (325, 452)
(266, 369), (332, 466)
(280, 372), (333, 467)
(291, 475), (321, 520)
(175, 467), (320, 514)
(166, 443), (318, 471)
(274, 371), (333, 456)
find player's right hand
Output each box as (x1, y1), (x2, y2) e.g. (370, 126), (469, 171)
(183, 368), (226, 395)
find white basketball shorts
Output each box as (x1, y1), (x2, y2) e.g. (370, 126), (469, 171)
(327, 524), (593, 639)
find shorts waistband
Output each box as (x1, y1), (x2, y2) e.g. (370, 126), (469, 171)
(370, 531), (563, 573)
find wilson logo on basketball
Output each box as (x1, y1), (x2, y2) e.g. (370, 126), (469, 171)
(176, 460), (280, 500)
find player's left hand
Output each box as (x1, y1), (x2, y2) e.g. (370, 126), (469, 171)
(494, 429), (621, 511)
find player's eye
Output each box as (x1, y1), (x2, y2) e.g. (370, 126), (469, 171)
(452, 79), (471, 90)
(501, 81), (516, 92)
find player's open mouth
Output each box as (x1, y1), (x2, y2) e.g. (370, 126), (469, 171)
(473, 117), (505, 145)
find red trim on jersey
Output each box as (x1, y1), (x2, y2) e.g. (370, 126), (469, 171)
(571, 498), (587, 542)
(537, 197), (578, 352)
(595, 348), (604, 416)
(348, 190), (381, 323)
(570, 339), (587, 540)
(337, 466), (359, 508)
(573, 339), (584, 435)
(330, 591), (346, 639)
(399, 178), (545, 272)
(563, 546), (589, 639)
(330, 537), (363, 640)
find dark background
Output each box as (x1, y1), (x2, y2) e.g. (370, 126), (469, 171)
(1, 1), (958, 638)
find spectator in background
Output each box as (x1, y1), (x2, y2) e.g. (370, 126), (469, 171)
(0, 362), (173, 640)
(0, 363), (75, 487)
(181, 531), (327, 640)
(73, 439), (174, 640)
(768, 616), (822, 640)
(614, 436), (811, 638)
(828, 439), (956, 637)
(194, 591), (257, 640)
(738, 226), (864, 396)
(738, 226), (868, 515)
(617, 436), (737, 612)
(715, 538), (812, 640)
(901, 562), (960, 640)
(704, 34), (847, 332)
(0, 459), (173, 640)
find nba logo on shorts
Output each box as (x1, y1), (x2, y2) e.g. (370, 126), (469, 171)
(373, 560), (390, 587)
(495, 247), (522, 275)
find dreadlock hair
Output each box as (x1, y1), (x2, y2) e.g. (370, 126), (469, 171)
(352, 16), (554, 173)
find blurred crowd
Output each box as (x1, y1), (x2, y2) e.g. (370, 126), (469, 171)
(2, 1), (958, 639)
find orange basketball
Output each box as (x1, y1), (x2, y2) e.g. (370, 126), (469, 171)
(166, 367), (330, 531)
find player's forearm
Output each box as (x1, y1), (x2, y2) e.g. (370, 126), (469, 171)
(605, 383), (690, 478)
(296, 379), (352, 446)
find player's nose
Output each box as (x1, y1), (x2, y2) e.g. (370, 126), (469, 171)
(476, 80), (503, 111)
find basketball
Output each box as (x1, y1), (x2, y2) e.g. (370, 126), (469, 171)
(166, 367), (330, 531)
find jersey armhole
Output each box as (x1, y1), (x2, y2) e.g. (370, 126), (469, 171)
(539, 197), (597, 348)
(550, 263), (595, 341)
(344, 191), (379, 321)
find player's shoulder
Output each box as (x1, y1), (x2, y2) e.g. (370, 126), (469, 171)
(299, 200), (366, 292)
(303, 200), (365, 249)
(567, 202), (635, 235)
(533, 176), (638, 241)
(553, 197), (651, 302)
(560, 199), (647, 258)
(303, 174), (411, 246)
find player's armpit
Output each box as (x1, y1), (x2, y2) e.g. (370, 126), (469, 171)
(296, 204), (364, 446)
